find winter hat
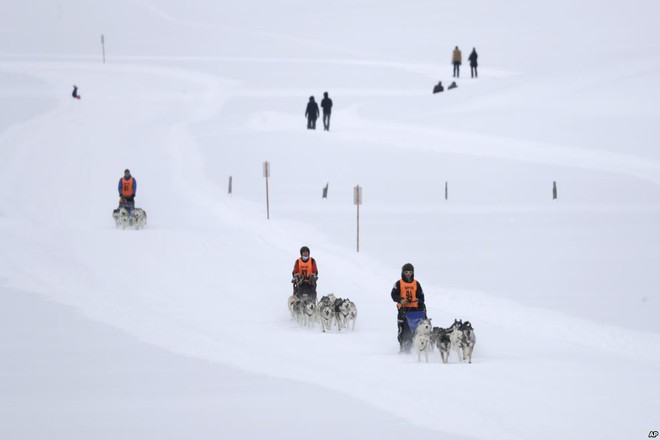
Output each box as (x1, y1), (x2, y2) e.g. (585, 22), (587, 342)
(402, 263), (414, 272)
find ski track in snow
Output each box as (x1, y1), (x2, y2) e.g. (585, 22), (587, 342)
(1, 51), (659, 440)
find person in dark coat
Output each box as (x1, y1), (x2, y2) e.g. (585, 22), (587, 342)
(320, 92), (333, 131)
(452, 46), (462, 78)
(72, 85), (80, 99)
(305, 96), (320, 130)
(468, 48), (478, 78)
(391, 263), (426, 353)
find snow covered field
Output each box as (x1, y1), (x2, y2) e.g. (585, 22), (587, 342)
(1, 1), (659, 439)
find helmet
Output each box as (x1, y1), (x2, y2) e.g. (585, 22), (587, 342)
(124, 169), (130, 174)
(300, 246), (310, 256)
(401, 263), (414, 281)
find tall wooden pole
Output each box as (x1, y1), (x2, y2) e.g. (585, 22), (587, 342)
(263, 161), (270, 219)
(354, 185), (362, 252)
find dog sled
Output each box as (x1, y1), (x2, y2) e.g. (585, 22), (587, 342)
(399, 309), (427, 353)
(292, 275), (317, 302)
(405, 310), (428, 334)
(112, 199), (147, 230)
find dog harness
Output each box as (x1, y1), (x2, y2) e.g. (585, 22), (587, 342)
(120, 177), (135, 197)
(398, 279), (419, 308)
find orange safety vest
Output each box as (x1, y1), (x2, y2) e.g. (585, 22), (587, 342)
(294, 257), (314, 277)
(121, 177), (135, 197)
(398, 279), (419, 308)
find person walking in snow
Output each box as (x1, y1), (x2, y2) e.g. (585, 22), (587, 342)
(452, 46), (462, 78)
(320, 91), (333, 131)
(292, 246), (318, 300)
(305, 96), (320, 130)
(391, 263), (426, 353)
(118, 169), (137, 223)
(468, 47), (478, 78)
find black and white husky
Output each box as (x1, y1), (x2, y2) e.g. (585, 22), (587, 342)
(448, 319), (464, 362)
(447, 319), (476, 363)
(290, 295), (316, 327)
(334, 298), (357, 331)
(412, 318), (433, 363)
(112, 206), (147, 229)
(430, 327), (451, 364)
(317, 294), (337, 332)
(458, 321), (476, 363)
(287, 294), (298, 320)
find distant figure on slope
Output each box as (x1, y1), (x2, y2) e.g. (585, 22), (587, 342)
(292, 246), (318, 300)
(448, 81), (458, 90)
(305, 96), (320, 130)
(452, 46), (462, 78)
(72, 85), (80, 100)
(118, 169), (137, 224)
(391, 263), (426, 353)
(320, 92), (333, 131)
(468, 47), (478, 78)
(433, 81), (444, 94)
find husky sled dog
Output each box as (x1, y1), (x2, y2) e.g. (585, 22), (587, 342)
(458, 321), (476, 363)
(317, 294), (337, 332)
(412, 318), (433, 362)
(287, 294), (299, 320)
(291, 294), (316, 327)
(430, 327), (452, 364)
(333, 298), (357, 331)
(448, 319), (465, 362)
(112, 206), (147, 230)
(346, 300), (357, 331)
(300, 297), (316, 328)
(132, 207), (147, 229)
(447, 319), (476, 363)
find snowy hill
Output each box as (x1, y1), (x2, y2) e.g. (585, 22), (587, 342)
(1, 1), (659, 439)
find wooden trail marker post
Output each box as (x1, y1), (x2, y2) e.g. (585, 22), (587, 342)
(354, 185), (362, 252)
(263, 161), (270, 219)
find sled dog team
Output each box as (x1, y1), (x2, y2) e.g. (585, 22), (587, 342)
(289, 248), (477, 363)
(112, 169), (148, 230)
(413, 318), (476, 364)
(288, 293), (357, 333)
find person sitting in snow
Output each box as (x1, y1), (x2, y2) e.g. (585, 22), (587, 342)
(391, 263), (426, 353)
(292, 246), (318, 300)
(118, 169), (137, 223)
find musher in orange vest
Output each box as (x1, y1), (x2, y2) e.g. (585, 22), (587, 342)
(118, 169), (137, 223)
(391, 263), (426, 353)
(292, 246), (318, 300)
